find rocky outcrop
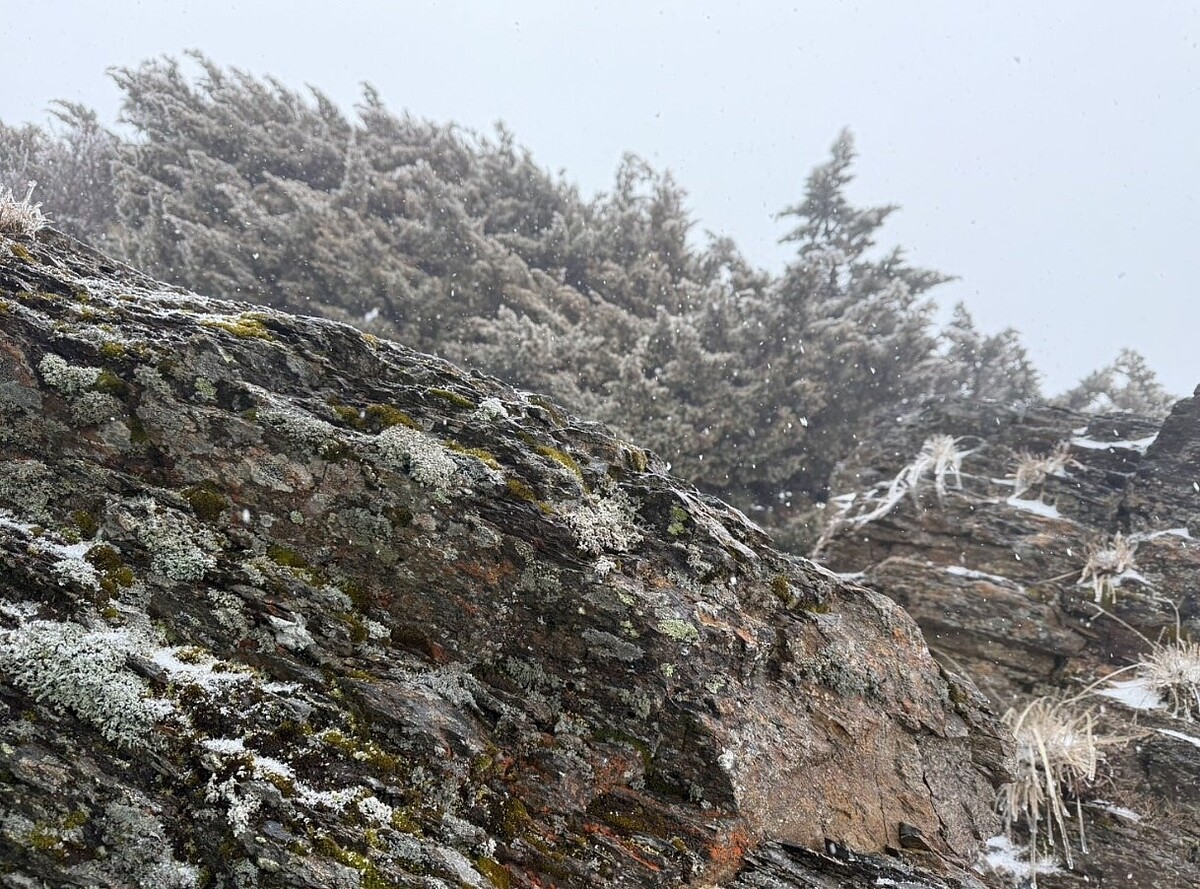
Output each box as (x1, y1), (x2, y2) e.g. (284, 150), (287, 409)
(817, 395), (1200, 887)
(0, 229), (1007, 888)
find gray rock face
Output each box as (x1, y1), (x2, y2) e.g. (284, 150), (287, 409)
(818, 393), (1200, 888)
(0, 230), (1005, 888)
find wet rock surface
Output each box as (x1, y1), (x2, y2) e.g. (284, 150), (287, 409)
(818, 393), (1200, 888)
(0, 229), (1006, 888)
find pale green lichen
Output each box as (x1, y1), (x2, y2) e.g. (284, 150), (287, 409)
(666, 505), (689, 537)
(133, 364), (174, 398)
(69, 390), (123, 426)
(193, 377), (218, 402)
(135, 501), (218, 582)
(200, 312), (273, 340)
(101, 802), (201, 888)
(375, 425), (458, 493)
(656, 619), (700, 644)
(259, 405), (341, 450)
(38, 353), (100, 396)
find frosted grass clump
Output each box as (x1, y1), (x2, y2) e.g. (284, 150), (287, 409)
(563, 487), (644, 554)
(997, 696), (1099, 882)
(853, 434), (966, 526)
(1137, 637), (1200, 720)
(1078, 533), (1138, 604)
(375, 425), (458, 493)
(0, 619), (172, 746)
(0, 181), (48, 236)
(1012, 442), (1075, 500)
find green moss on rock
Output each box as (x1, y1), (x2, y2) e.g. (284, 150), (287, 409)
(267, 544), (309, 570)
(181, 484), (229, 524)
(427, 387), (474, 410)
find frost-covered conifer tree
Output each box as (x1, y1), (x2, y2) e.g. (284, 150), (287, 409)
(0, 102), (119, 243)
(1056, 347), (1174, 416)
(725, 131), (949, 515)
(936, 302), (1041, 402)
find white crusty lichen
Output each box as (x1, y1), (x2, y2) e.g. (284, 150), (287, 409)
(562, 486), (644, 555)
(50, 553), (102, 591)
(100, 802), (201, 889)
(474, 396), (509, 421)
(375, 425), (458, 493)
(259, 405), (339, 449)
(38, 354), (101, 397)
(267, 612), (316, 651)
(204, 773), (262, 838)
(356, 794), (395, 826)
(0, 619), (172, 746)
(136, 500), (218, 582)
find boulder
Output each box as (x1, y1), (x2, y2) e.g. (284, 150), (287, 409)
(0, 229), (1006, 888)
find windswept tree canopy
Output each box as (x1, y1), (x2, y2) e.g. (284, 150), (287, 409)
(3, 56), (1168, 551)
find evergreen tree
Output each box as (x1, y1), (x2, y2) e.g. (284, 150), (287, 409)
(2, 56), (1177, 554)
(724, 131), (949, 511)
(936, 302), (1041, 402)
(0, 102), (118, 244)
(1055, 348), (1175, 416)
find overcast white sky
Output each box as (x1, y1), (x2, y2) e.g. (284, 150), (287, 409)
(3, 1), (1197, 395)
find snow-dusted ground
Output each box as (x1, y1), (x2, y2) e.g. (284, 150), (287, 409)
(980, 835), (1062, 882)
(1097, 678), (1161, 711)
(944, 564), (1020, 586)
(1070, 433), (1158, 453)
(1004, 496), (1062, 519)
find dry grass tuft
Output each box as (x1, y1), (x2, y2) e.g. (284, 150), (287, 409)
(1137, 636), (1200, 721)
(1011, 442), (1075, 499)
(1078, 533), (1138, 604)
(0, 181), (49, 236)
(853, 434), (966, 525)
(997, 696), (1100, 879)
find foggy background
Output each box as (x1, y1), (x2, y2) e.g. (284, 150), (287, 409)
(3, 0), (1197, 395)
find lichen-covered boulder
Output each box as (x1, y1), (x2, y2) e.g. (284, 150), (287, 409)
(0, 229), (1006, 888)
